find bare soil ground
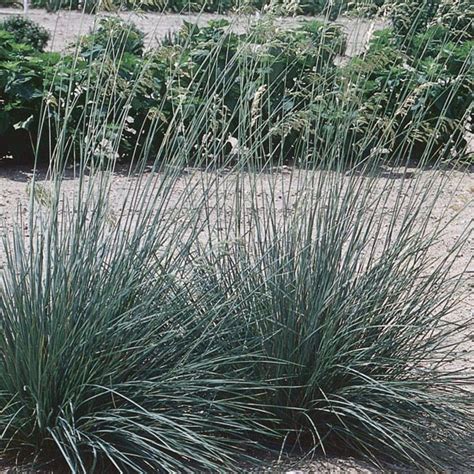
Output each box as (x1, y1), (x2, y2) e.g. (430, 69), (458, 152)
(0, 8), (386, 55)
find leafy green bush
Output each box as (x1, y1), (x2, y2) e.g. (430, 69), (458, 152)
(155, 18), (347, 164)
(349, 0), (472, 163)
(1, 17), (348, 165)
(435, 0), (474, 41)
(0, 22), (147, 164)
(342, 25), (473, 163)
(80, 17), (146, 58)
(388, 0), (473, 52)
(0, 15), (50, 51)
(390, 0), (440, 41)
(0, 31), (60, 161)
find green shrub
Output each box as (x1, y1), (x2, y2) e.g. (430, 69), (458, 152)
(389, 0), (474, 47)
(0, 14), (347, 166)
(390, 0), (440, 40)
(436, 0), (474, 41)
(79, 17), (146, 58)
(0, 20), (147, 164)
(0, 31), (60, 161)
(156, 19), (347, 164)
(343, 26), (473, 163)
(0, 15), (50, 51)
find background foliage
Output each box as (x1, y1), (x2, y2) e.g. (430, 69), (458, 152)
(0, 14), (50, 51)
(23, 0), (386, 15)
(1, 5), (472, 166)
